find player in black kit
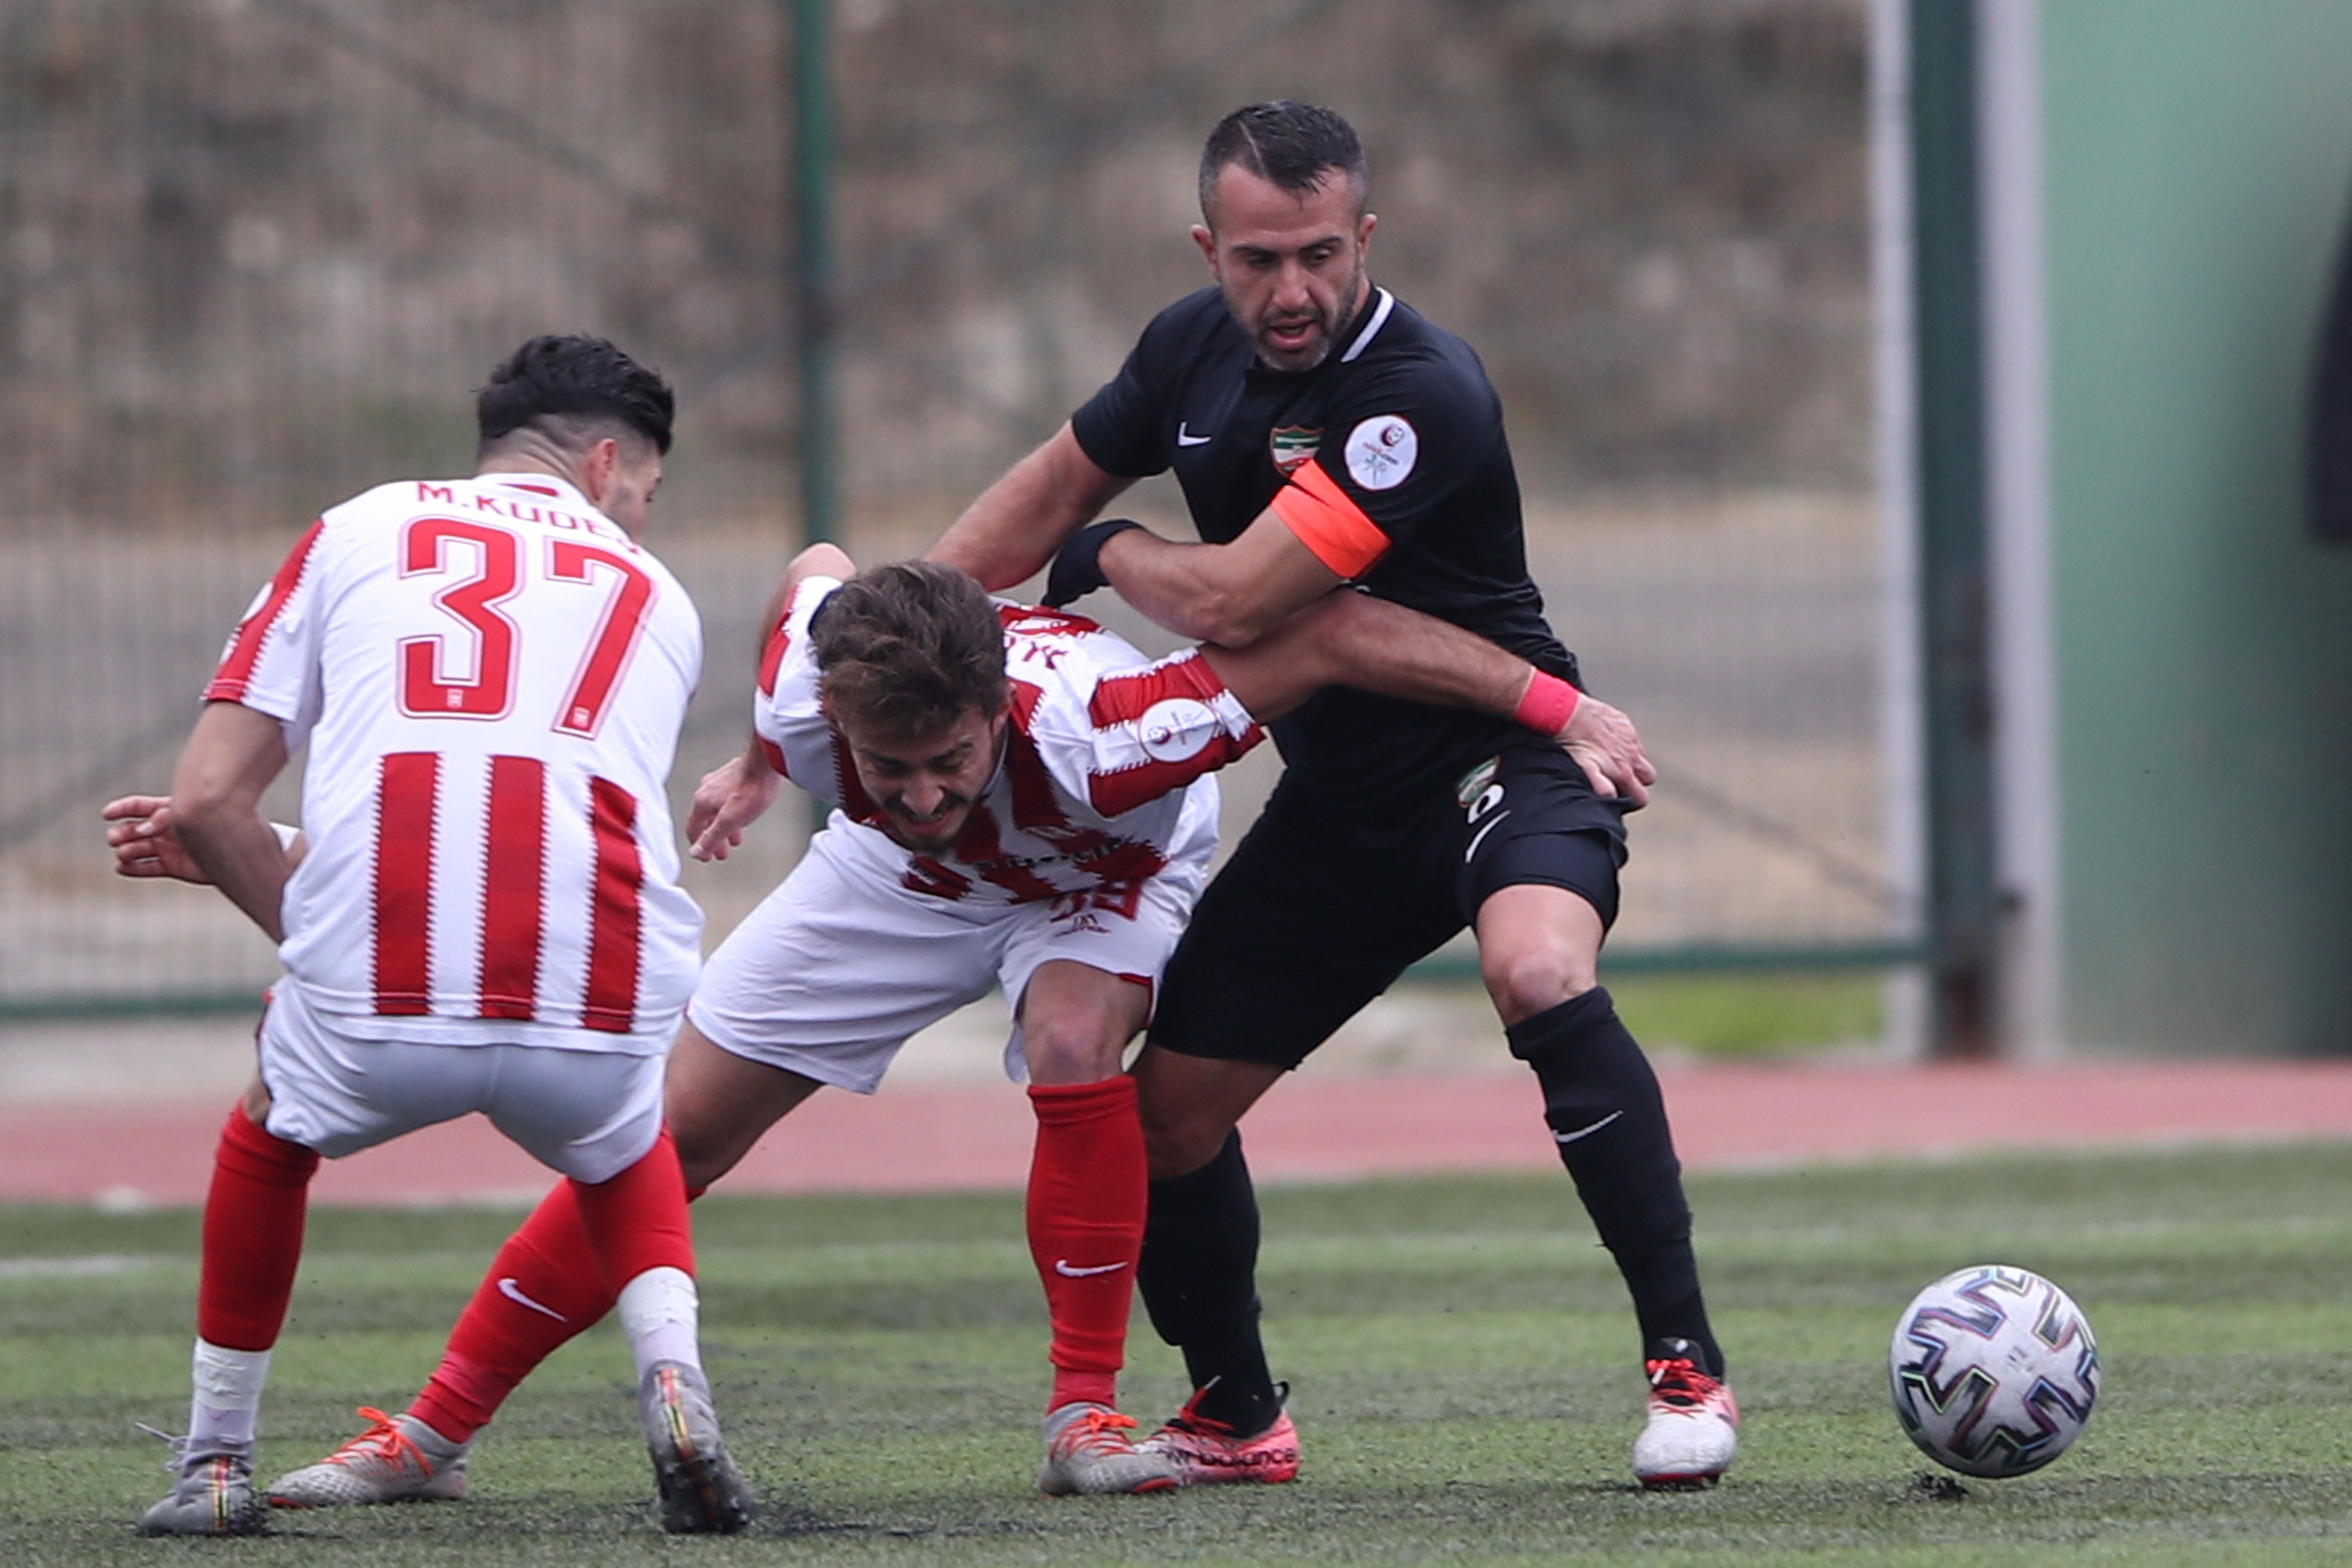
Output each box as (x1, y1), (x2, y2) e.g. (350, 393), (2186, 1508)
(929, 100), (1737, 1490)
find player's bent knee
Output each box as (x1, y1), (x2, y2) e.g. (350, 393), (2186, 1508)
(1139, 1110), (1234, 1181)
(671, 1127), (741, 1191)
(1024, 1039), (1126, 1087)
(1480, 947), (1598, 1027)
(1020, 1017), (1130, 1087)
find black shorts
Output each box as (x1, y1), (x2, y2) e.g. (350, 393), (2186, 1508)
(1149, 736), (1628, 1069)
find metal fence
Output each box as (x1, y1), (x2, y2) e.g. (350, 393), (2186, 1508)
(0, 0), (1909, 1014)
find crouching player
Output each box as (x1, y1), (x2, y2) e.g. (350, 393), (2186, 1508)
(107, 336), (751, 1535)
(118, 546), (1651, 1502)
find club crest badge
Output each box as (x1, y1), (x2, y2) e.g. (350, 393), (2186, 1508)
(1454, 756), (1501, 809)
(1268, 426), (1321, 475)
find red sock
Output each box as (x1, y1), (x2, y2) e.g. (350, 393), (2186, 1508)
(410, 1137), (700, 1445)
(196, 1105), (318, 1352)
(1027, 1078), (1146, 1411)
(409, 1181), (615, 1444)
(572, 1126), (695, 1293)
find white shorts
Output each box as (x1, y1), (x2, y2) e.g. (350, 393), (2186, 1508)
(257, 980), (667, 1184)
(685, 824), (1203, 1093)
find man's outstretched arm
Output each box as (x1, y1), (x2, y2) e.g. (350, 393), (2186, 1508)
(686, 540), (857, 861)
(155, 701), (296, 940)
(928, 423), (1135, 591)
(1198, 591), (1655, 804)
(1039, 506), (1344, 651)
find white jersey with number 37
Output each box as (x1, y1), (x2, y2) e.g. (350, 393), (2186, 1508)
(208, 472), (703, 1050)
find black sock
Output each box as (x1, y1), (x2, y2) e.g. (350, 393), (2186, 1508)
(1137, 1129), (1281, 1433)
(1508, 987), (1724, 1378)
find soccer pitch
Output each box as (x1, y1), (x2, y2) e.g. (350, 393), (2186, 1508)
(5, 1144), (2350, 1566)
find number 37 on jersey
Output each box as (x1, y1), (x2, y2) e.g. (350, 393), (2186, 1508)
(395, 514), (655, 737)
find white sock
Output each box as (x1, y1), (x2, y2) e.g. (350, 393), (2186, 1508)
(187, 1339), (272, 1450)
(615, 1266), (702, 1381)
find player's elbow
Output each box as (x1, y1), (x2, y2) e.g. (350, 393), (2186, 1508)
(1189, 588), (1286, 650)
(1207, 588), (1354, 668)
(789, 542), (856, 582)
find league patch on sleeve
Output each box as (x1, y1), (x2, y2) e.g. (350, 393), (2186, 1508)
(1343, 414), (1418, 490)
(1137, 697), (1218, 763)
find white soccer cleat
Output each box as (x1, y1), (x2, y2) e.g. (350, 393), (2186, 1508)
(1037, 1402), (1182, 1496)
(1632, 1339), (1740, 1490)
(267, 1406), (469, 1508)
(638, 1360), (755, 1534)
(140, 1434), (270, 1536)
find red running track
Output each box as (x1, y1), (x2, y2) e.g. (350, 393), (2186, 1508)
(2, 1059), (2349, 1207)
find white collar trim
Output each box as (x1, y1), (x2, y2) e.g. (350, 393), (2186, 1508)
(1339, 288), (1395, 364)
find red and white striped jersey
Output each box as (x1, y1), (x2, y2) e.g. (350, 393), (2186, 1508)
(208, 472), (703, 1050)
(753, 576), (1264, 905)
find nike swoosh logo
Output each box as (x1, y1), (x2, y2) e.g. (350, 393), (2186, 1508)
(1553, 1110), (1623, 1145)
(1176, 423), (1213, 447)
(1464, 808), (1511, 863)
(498, 1277), (567, 1322)
(1054, 1259), (1129, 1278)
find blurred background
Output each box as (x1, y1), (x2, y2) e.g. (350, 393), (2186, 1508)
(0, 0), (1908, 1056)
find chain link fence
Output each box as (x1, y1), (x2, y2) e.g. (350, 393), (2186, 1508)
(0, 0), (1904, 1012)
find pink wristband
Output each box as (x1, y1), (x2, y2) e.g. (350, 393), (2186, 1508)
(1513, 671), (1580, 737)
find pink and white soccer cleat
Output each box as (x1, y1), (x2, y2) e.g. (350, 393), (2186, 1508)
(1136, 1385), (1301, 1486)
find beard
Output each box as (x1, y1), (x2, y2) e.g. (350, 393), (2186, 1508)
(1244, 257), (1366, 372)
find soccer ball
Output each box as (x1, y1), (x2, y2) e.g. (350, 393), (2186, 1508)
(1889, 1264), (2100, 1478)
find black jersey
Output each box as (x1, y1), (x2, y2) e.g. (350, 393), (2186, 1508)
(1071, 285), (1577, 813)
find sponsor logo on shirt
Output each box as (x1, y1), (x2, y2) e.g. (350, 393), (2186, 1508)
(1344, 415), (1418, 490)
(1268, 426), (1321, 475)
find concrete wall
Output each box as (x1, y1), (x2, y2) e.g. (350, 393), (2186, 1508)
(2035, 0), (2352, 1053)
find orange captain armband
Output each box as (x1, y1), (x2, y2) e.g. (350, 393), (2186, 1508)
(1268, 459), (1393, 579)
(1514, 671), (1580, 737)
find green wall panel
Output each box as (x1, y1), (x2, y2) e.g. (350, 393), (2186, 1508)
(2040, 0), (2352, 1053)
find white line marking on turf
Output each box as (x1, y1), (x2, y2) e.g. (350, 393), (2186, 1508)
(0, 1254), (166, 1280)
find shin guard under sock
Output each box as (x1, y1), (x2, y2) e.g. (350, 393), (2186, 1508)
(1026, 1078), (1147, 1410)
(196, 1106), (319, 1352)
(573, 1127), (696, 1294)
(1137, 1129), (1279, 1434)
(1508, 988), (1723, 1378)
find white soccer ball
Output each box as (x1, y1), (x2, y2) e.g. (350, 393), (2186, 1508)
(1889, 1264), (2100, 1478)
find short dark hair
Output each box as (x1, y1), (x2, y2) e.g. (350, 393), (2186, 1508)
(812, 561), (1008, 741)
(1198, 101), (1368, 223)
(475, 334), (675, 456)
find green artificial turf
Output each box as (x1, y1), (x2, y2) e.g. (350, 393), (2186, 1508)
(4, 1143), (2351, 1564)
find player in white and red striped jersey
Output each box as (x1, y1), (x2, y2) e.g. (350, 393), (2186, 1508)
(104, 337), (750, 1537)
(247, 544), (1654, 1502)
(745, 575), (1253, 918)
(211, 453), (702, 1043)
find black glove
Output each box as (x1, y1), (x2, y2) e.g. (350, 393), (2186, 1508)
(1041, 518), (1146, 608)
